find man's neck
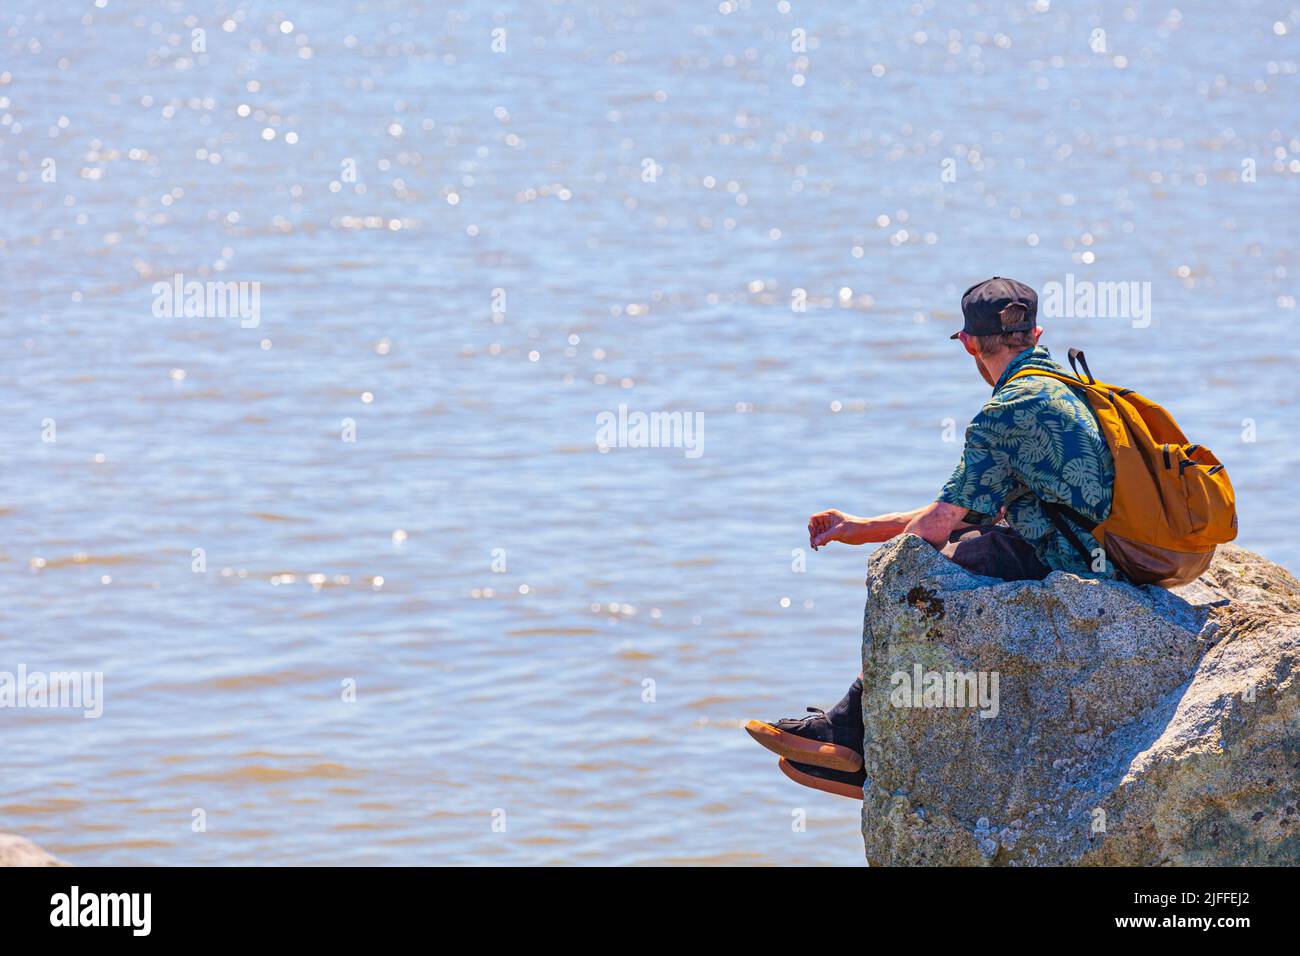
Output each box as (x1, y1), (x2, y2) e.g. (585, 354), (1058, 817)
(980, 345), (1036, 389)
(981, 350), (1018, 385)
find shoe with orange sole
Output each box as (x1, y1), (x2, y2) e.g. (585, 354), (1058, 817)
(745, 706), (863, 772)
(778, 757), (865, 800)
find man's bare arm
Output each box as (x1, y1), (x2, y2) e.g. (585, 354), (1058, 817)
(808, 507), (927, 549)
(809, 501), (999, 550)
(901, 501), (970, 548)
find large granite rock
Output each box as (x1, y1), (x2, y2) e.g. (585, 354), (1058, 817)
(0, 833), (65, 866)
(860, 536), (1300, 866)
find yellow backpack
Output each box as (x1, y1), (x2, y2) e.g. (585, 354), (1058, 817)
(1009, 349), (1238, 588)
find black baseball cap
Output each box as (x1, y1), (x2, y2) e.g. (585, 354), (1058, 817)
(950, 277), (1038, 339)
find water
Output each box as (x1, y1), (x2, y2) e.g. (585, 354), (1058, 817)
(1, 0), (1296, 865)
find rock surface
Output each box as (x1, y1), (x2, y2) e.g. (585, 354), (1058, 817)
(860, 536), (1300, 866)
(0, 833), (66, 866)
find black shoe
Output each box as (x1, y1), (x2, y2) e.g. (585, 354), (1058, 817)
(745, 705), (864, 772)
(778, 757), (865, 800)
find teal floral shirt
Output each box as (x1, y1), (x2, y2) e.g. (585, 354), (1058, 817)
(938, 346), (1115, 577)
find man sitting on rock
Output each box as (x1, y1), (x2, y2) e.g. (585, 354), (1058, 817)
(746, 277), (1116, 799)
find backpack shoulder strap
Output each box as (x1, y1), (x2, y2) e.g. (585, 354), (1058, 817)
(1040, 500), (1098, 564)
(1006, 348), (1111, 392)
(1006, 367), (1102, 390)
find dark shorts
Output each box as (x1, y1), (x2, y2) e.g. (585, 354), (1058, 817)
(939, 525), (1050, 583)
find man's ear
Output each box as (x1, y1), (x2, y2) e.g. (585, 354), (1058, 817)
(958, 331), (979, 356)
(1031, 325), (1043, 344)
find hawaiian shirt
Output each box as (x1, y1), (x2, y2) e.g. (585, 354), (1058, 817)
(938, 346), (1115, 577)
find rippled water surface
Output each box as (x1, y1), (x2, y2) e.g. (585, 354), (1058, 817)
(2, 1), (1298, 865)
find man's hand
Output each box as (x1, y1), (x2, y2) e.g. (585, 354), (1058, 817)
(809, 509), (852, 550)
